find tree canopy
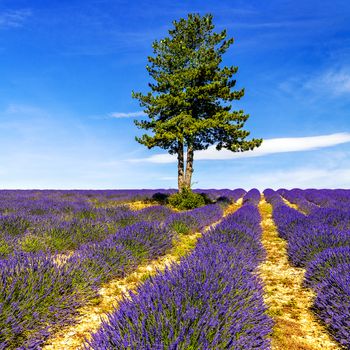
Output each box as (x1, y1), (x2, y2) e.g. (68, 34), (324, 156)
(133, 13), (262, 191)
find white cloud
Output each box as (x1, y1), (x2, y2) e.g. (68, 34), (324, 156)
(281, 67), (350, 98)
(109, 111), (146, 118)
(0, 9), (31, 28)
(240, 167), (350, 190)
(132, 133), (350, 164)
(305, 68), (350, 96)
(0, 104), (51, 135)
(5, 103), (45, 115)
(234, 19), (321, 30)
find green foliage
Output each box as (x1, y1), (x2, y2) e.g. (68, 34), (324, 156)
(20, 234), (47, 253)
(133, 12), (262, 152)
(2, 217), (31, 236)
(215, 196), (232, 208)
(168, 220), (191, 235)
(150, 192), (170, 205)
(132, 13), (262, 190)
(168, 189), (205, 210)
(0, 238), (12, 258)
(119, 240), (149, 260)
(198, 192), (214, 205)
(47, 230), (75, 252)
(76, 209), (98, 220)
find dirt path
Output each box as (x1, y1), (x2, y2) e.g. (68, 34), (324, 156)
(127, 201), (155, 210)
(43, 201), (240, 349)
(281, 197), (299, 210)
(258, 199), (339, 350)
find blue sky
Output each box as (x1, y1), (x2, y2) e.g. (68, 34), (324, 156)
(0, 0), (350, 189)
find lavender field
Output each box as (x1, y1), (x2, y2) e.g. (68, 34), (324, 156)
(0, 188), (349, 349)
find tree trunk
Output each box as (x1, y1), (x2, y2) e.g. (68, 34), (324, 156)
(177, 142), (185, 192)
(184, 144), (194, 190)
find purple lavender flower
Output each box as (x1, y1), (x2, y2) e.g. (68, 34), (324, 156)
(313, 264), (350, 346)
(85, 205), (272, 349)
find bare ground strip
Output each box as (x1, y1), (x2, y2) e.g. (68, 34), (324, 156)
(258, 199), (339, 350)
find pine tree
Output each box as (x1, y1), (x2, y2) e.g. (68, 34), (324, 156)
(133, 13), (262, 191)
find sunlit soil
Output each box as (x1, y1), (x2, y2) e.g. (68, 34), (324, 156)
(258, 199), (339, 350)
(127, 201), (155, 210)
(281, 197), (299, 210)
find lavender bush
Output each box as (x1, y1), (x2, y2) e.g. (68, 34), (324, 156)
(0, 199), (174, 257)
(271, 205), (305, 240)
(268, 188), (350, 347)
(194, 188), (246, 202)
(263, 188), (285, 207)
(165, 204), (223, 234)
(304, 246), (350, 288)
(0, 190), (229, 348)
(307, 207), (350, 231)
(0, 221), (175, 349)
(287, 224), (350, 267)
(85, 205), (272, 349)
(0, 253), (85, 349)
(277, 188), (318, 214)
(313, 264), (350, 347)
(242, 188), (261, 206)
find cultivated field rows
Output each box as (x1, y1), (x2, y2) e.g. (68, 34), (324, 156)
(0, 188), (349, 349)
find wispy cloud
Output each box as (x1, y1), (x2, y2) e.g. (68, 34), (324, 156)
(239, 166), (350, 190)
(5, 103), (45, 115)
(193, 148), (350, 189)
(109, 111), (146, 118)
(280, 67), (350, 98)
(132, 133), (350, 163)
(0, 9), (31, 28)
(233, 19), (322, 30)
(0, 104), (51, 136)
(305, 68), (350, 96)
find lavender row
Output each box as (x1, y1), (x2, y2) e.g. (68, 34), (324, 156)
(0, 187), (237, 257)
(277, 188), (318, 214)
(265, 189), (350, 347)
(0, 189), (244, 214)
(242, 188), (261, 206)
(0, 203), (223, 349)
(263, 189), (306, 240)
(165, 204), (223, 234)
(85, 204), (272, 349)
(194, 188), (246, 202)
(303, 189), (350, 211)
(278, 188), (350, 213)
(0, 220), (174, 349)
(70, 203), (223, 289)
(283, 189), (350, 210)
(0, 205), (174, 258)
(0, 190), (176, 212)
